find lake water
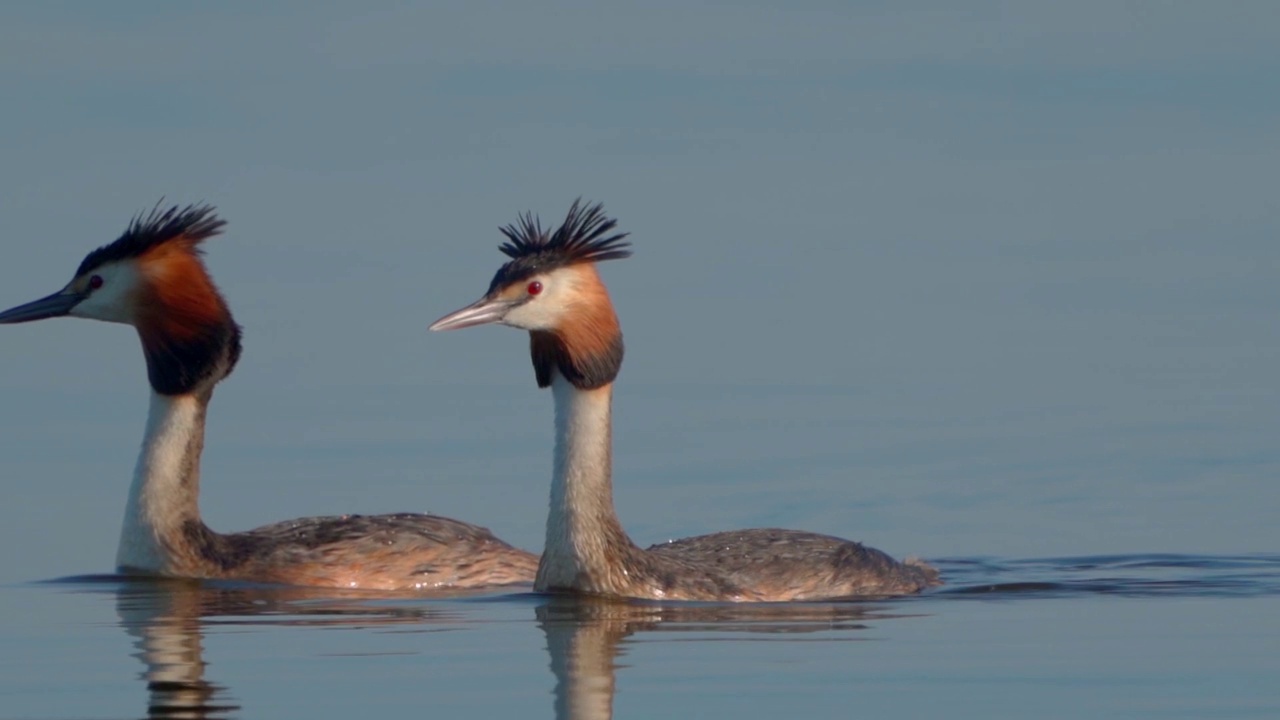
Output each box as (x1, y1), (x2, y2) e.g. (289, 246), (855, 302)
(1, 555), (1276, 719)
(1, 3), (1277, 716)
(1, 381), (1277, 719)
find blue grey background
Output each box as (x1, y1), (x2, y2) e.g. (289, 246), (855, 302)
(0, 2), (1276, 583)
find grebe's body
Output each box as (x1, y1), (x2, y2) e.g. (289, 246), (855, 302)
(0, 204), (537, 591)
(431, 200), (938, 601)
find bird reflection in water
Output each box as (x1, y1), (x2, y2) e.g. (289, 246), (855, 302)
(103, 576), (914, 720)
(112, 577), (464, 719)
(537, 596), (907, 720)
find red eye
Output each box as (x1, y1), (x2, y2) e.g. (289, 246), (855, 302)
(527, 280), (543, 296)
(88, 275), (104, 290)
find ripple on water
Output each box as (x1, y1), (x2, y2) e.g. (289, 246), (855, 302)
(928, 553), (1280, 599)
(14, 556), (1280, 718)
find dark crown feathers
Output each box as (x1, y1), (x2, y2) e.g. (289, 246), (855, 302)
(76, 203), (226, 277)
(487, 199), (631, 292)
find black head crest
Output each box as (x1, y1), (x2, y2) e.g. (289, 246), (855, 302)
(76, 202), (227, 277)
(487, 198), (632, 293)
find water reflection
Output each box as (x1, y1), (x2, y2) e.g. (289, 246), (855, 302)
(107, 578), (909, 720)
(116, 580), (235, 719)
(533, 553), (1280, 719)
(112, 578), (463, 719)
(57, 553), (1279, 719)
(537, 597), (908, 720)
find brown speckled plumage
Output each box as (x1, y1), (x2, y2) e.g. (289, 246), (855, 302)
(532, 436), (939, 602)
(153, 513), (538, 590)
(645, 529), (939, 600)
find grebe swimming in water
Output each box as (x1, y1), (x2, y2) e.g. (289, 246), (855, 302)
(430, 200), (939, 601)
(0, 204), (537, 590)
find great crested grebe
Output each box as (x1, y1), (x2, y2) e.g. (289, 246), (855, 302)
(430, 200), (939, 601)
(0, 204), (538, 590)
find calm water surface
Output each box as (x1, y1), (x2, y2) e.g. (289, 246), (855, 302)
(1, 383), (1276, 719)
(1, 3), (1277, 716)
(1, 555), (1276, 719)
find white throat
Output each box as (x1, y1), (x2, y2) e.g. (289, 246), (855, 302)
(116, 392), (205, 573)
(540, 373), (621, 588)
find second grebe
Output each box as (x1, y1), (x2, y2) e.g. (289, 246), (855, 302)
(0, 204), (537, 590)
(430, 200), (939, 601)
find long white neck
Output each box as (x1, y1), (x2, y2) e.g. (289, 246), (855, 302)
(116, 391), (208, 573)
(537, 373), (633, 591)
